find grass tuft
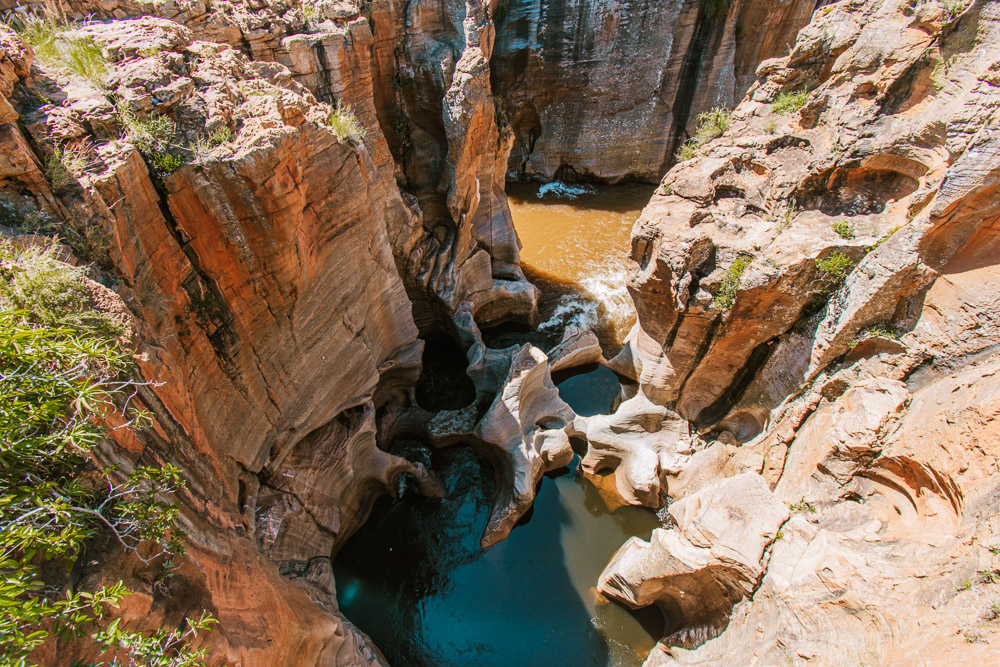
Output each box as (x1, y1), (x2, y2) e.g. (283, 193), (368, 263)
(711, 254), (754, 311)
(772, 89), (810, 115)
(675, 106), (732, 162)
(324, 103), (366, 144)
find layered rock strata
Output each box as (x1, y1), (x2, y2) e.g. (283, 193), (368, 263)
(587, 0), (1000, 661)
(492, 0), (816, 182)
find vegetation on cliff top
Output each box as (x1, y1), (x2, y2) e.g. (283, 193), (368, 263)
(0, 241), (215, 666)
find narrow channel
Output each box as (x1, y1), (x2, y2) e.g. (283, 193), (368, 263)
(332, 183), (659, 666)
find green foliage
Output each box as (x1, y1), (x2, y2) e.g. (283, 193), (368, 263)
(115, 102), (187, 174)
(0, 242), (215, 666)
(44, 143), (90, 194)
(978, 569), (1000, 585)
(675, 106), (732, 162)
(191, 126), (234, 159)
(772, 89), (810, 115)
(9, 13), (108, 88)
(711, 254), (754, 311)
(323, 103), (366, 144)
(985, 601), (1000, 622)
(832, 220), (855, 240)
(788, 498), (817, 514)
(300, 0), (322, 29)
(942, 0), (966, 27)
(869, 225), (901, 251)
(150, 151), (186, 174)
(958, 579), (973, 592)
(695, 107), (732, 142)
(815, 252), (853, 282)
(674, 141), (698, 162)
(763, 120), (778, 134)
(0, 242), (121, 339)
(847, 325), (899, 350)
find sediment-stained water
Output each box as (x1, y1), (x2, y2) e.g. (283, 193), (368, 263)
(333, 367), (661, 666)
(507, 181), (655, 350)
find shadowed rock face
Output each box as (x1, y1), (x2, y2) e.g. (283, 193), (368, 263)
(492, 0), (816, 182)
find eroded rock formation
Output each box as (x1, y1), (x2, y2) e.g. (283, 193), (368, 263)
(4, 0), (1000, 663)
(492, 0), (816, 182)
(591, 0), (1000, 661)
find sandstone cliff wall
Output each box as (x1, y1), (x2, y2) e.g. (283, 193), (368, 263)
(587, 0), (1000, 661)
(492, 0), (817, 182)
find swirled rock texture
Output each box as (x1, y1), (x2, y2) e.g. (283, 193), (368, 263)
(594, 0), (1000, 662)
(599, 473), (788, 647)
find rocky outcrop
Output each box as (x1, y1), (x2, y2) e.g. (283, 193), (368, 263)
(0, 10), (494, 663)
(599, 473), (787, 647)
(474, 343), (583, 547)
(590, 0), (1000, 661)
(492, 0), (816, 182)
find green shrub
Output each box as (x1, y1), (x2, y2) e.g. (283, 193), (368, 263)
(8, 13), (108, 88)
(711, 254), (754, 311)
(695, 107), (732, 143)
(675, 106), (732, 162)
(151, 151), (187, 174)
(324, 103), (366, 144)
(675, 141), (698, 162)
(0, 242), (216, 666)
(847, 325), (899, 350)
(832, 220), (855, 239)
(788, 498), (817, 513)
(0, 241), (120, 339)
(815, 251), (853, 281)
(772, 89), (810, 115)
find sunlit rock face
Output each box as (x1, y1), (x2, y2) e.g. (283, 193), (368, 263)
(492, 0), (815, 182)
(589, 0), (1000, 662)
(5, 0), (1000, 664)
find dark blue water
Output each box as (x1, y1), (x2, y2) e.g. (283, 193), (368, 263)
(333, 367), (660, 666)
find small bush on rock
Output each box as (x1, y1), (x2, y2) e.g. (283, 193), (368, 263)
(772, 89), (810, 115)
(712, 254), (754, 311)
(832, 220), (855, 239)
(325, 103), (366, 144)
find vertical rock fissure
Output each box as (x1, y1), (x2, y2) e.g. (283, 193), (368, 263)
(664, 6), (721, 170)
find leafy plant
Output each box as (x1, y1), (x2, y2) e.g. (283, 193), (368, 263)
(788, 498), (817, 514)
(772, 89), (810, 115)
(832, 220), (855, 239)
(324, 102), (366, 144)
(675, 106), (732, 162)
(815, 252), (853, 282)
(0, 241), (215, 666)
(711, 254), (754, 311)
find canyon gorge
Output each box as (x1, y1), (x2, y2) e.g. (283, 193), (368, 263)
(1, 0), (999, 664)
